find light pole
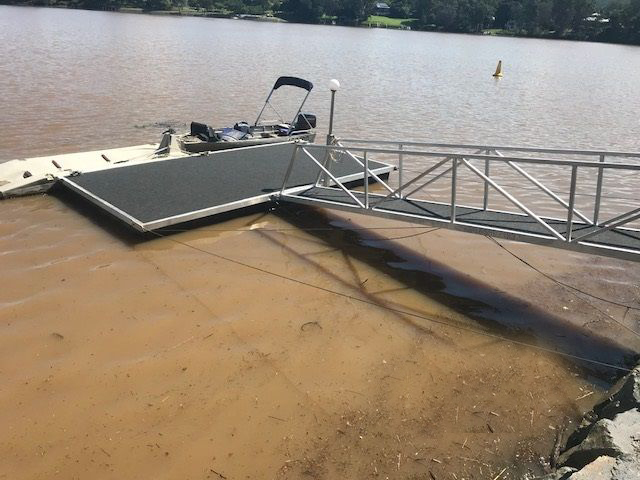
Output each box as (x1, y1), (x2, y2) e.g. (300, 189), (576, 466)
(327, 79), (340, 145)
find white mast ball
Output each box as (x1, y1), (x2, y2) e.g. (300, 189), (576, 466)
(329, 79), (341, 92)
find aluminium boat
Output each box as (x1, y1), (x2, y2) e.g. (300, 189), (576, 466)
(177, 76), (317, 154)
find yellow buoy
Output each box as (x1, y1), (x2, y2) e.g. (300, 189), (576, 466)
(493, 60), (503, 78)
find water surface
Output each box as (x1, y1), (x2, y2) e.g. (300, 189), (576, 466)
(1, 7), (640, 479)
(1, 5), (640, 161)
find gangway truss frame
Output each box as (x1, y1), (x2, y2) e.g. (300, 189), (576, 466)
(278, 139), (640, 262)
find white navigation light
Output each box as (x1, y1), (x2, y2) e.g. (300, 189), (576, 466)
(329, 79), (341, 92)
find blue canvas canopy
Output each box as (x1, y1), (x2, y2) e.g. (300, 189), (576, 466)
(273, 76), (314, 92)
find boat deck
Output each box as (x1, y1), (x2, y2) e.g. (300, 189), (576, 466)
(59, 142), (394, 231)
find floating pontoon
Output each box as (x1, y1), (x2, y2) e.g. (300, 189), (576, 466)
(57, 142), (394, 231)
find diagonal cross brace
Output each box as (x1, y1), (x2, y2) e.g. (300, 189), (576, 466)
(299, 147), (366, 208)
(461, 158), (566, 241)
(374, 156), (452, 206)
(571, 207), (640, 243)
(492, 150), (593, 226)
(335, 142), (397, 197)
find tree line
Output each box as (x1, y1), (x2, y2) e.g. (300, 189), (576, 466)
(280, 0), (639, 44)
(3, 0), (639, 44)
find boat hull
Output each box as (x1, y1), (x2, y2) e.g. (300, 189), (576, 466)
(178, 131), (316, 154)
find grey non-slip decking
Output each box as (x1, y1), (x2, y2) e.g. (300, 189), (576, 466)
(284, 186), (640, 260)
(59, 142), (393, 231)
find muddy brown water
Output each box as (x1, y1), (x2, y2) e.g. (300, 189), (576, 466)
(2, 6), (640, 479)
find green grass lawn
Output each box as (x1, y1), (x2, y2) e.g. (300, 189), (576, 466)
(483, 28), (514, 35)
(363, 15), (413, 28)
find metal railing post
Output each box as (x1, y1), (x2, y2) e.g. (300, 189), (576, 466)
(483, 150), (491, 210)
(326, 88), (336, 144)
(280, 143), (300, 195)
(398, 144), (404, 198)
(315, 139), (335, 187)
(451, 157), (458, 223)
(364, 151), (369, 209)
(593, 154), (605, 225)
(567, 165), (578, 242)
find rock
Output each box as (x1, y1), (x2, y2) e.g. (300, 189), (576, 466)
(611, 453), (640, 479)
(594, 367), (640, 419)
(559, 409), (640, 469)
(565, 454), (640, 480)
(567, 456), (616, 479)
(566, 366), (640, 450)
(564, 415), (598, 452)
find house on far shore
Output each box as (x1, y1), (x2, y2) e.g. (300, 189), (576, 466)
(584, 12), (610, 23)
(375, 2), (391, 15)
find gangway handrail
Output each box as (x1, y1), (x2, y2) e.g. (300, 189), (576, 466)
(337, 138), (640, 159)
(302, 144), (640, 171)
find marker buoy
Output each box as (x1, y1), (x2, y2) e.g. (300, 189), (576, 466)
(493, 60), (503, 78)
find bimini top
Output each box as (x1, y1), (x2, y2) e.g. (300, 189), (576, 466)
(273, 76), (313, 92)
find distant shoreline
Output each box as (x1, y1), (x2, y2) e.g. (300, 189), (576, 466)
(1, 3), (286, 21)
(2, 3), (639, 47)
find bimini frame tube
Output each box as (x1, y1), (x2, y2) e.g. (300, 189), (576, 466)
(254, 76), (314, 126)
(290, 90), (312, 128)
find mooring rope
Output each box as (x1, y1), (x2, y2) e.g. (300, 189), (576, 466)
(487, 236), (640, 338)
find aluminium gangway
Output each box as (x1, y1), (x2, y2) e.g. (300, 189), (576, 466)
(278, 139), (640, 263)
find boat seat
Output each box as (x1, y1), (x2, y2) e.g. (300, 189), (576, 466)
(190, 122), (216, 141)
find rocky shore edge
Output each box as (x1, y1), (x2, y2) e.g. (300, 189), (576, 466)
(529, 364), (640, 480)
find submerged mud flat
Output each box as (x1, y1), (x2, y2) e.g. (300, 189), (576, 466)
(1, 194), (639, 479)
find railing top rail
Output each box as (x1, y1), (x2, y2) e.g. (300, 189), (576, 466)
(302, 144), (640, 171)
(337, 138), (640, 159)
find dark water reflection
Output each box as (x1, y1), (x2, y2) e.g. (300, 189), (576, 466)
(275, 205), (639, 383)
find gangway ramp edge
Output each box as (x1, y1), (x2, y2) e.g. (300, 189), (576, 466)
(279, 141), (640, 263)
(57, 142), (394, 232)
